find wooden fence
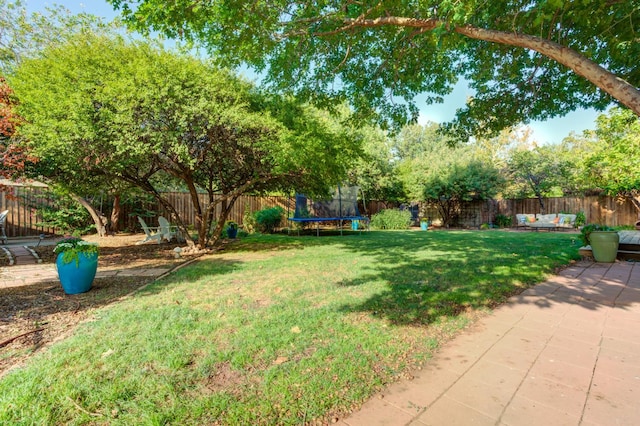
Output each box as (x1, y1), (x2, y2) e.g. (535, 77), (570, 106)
(0, 185), (57, 238)
(0, 187), (297, 238)
(119, 193), (296, 232)
(2, 186), (639, 238)
(417, 196), (638, 228)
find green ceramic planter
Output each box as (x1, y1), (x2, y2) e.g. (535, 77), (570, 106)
(589, 231), (619, 263)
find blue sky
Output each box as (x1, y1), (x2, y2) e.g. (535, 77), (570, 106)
(28, 0), (601, 144)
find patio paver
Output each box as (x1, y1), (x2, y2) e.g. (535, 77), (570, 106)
(342, 261), (640, 425)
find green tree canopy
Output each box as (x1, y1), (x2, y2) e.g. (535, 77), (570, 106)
(394, 122), (454, 201)
(585, 107), (640, 216)
(0, 0), (109, 74)
(504, 145), (575, 213)
(423, 159), (504, 227)
(10, 33), (359, 247)
(108, 0), (640, 140)
(347, 125), (405, 204)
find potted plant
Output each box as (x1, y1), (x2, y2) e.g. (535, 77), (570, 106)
(580, 224), (619, 262)
(226, 221), (239, 239)
(420, 217), (430, 231)
(53, 237), (99, 294)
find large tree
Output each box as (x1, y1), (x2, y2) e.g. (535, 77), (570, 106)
(10, 33), (357, 247)
(108, 1), (639, 139)
(504, 145), (574, 213)
(1, 1), (128, 233)
(423, 159), (504, 227)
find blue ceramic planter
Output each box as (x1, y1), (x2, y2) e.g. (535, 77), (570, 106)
(56, 252), (98, 294)
(420, 221), (429, 231)
(226, 227), (238, 239)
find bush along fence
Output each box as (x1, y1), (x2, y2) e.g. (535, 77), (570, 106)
(2, 185), (639, 238)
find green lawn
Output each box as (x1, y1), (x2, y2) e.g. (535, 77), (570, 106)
(0, 230), (580, 425)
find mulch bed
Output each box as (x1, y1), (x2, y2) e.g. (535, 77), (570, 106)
(0, 234), (204, 377)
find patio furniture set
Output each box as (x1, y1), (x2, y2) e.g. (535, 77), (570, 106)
(515, 213), (577, 231)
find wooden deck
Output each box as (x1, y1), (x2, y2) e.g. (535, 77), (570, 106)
(580, 230), (640, 260)
(619, 230), (640, 246)
(617, 230), (640, 260)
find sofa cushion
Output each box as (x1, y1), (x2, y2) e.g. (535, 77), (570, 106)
(536, 214), (557, 223)
(558, 214), (576, 226)
(516, 214), (535, 224)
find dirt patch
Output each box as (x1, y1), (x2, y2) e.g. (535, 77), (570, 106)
(33, 233), (195, 268)
(0, 234), (204, 377)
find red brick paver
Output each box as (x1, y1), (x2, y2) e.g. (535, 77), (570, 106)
(343, 261), (640, 426)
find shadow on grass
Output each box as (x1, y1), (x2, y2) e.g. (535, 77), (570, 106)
(329, 230), (580, 326)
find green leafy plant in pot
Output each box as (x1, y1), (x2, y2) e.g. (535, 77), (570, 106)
(53, 237), (99, 294)
(580, 224), (619, 262)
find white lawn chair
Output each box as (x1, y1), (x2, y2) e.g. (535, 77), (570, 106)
(137, 216), (163, 245)
(158, 216), (177, 242)
(0, 210), (8, 244)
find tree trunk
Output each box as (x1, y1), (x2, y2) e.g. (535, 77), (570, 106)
(436, 198), (458, 228)
(70, 194), (108, 237)
(628, 193), (640, 214)
(110, 194), (121, 233)
(207, 194), (239, 247)
(536, 194), (546, 215)
(628, 194), (640, 228)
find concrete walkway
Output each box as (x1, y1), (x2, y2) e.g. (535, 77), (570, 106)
(343, 260), (640, 425)
(0, 238), (174, 289)
(0, 263), (175, 289)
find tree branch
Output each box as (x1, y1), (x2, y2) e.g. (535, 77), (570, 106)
(327, 16), (640, 116)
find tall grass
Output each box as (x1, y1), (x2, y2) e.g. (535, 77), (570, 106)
(0, 230), (579, 424)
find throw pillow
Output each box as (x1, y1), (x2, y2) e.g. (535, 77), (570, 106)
(558, 216), (566, 225)
(519, 216), (526, 224)
(553, 217), (560, 224)
(527, 216), (536, 223)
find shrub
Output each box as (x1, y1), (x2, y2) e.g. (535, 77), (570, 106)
(580, 223), (614, 246)
(242, 203), (257, 234)
(494, 214), (512, 228)
(254, 206), (284, 233)
(370, 209), (412, 230)
(53, 237), (99, 265)
(32, 193), (94, 236)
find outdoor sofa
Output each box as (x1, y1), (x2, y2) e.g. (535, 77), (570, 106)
(516, 213), (576, 231)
